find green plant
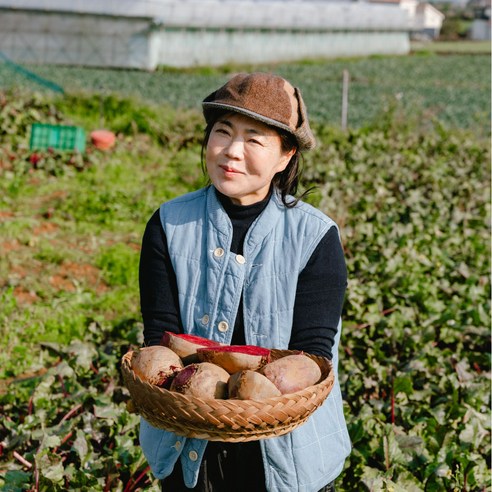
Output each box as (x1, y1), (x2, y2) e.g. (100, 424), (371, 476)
(1, 54), (490, 130)
(0, 68), (489, 490)
(96, 244), (139, 288)
(306, 121), (490, 491)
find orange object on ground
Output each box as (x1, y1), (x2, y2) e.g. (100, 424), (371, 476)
(90, 129), (116, 150)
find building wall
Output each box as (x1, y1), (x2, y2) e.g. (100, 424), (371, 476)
(0, 2), (411, 70)
(470, 19), (491, 40)
(0, 11), (153, 69)
(419, 6), (445, 30)
(153, 28), (410, 67)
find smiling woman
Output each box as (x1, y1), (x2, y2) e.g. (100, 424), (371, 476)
(138, 72), (350, 492)
(205, 113), (295, 205)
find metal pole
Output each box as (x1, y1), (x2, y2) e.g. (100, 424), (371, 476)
(341, 69), (349, 130)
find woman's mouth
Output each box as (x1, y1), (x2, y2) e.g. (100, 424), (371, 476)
(220, 165), (242, 175)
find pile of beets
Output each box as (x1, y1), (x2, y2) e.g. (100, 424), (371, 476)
(130, 332), (322, 400)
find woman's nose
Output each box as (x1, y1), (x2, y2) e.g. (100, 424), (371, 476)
(225, 139), (244, 159)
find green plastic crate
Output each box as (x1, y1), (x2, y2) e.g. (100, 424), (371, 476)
(30, 123), (86, 153)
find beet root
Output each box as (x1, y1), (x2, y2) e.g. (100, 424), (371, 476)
(197, 345), (271, 374)
(260, 354), (322, 394)
(161, 331), (223, 361)
(170, 362), (229, 399)
(131, 346), (183, 387)
(228, 370), (281, 400)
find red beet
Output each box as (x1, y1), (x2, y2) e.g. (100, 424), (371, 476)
(170, 362), (229, 399)
(131, 346), (183, 387)
(161, 331), (223, 361)
(228, 370), (281, 400)
(196, 345), (271, 374)
(260, 354), (322, 394)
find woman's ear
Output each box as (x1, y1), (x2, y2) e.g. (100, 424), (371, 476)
(278, 147), (296, 172)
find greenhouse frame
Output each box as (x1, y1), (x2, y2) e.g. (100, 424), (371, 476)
(0, 0), (412, 69)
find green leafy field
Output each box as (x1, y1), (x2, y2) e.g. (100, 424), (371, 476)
(0, 53), (490, 131)
(0, 54), (490, 491)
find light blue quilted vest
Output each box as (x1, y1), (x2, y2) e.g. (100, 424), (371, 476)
(140, 186), (351, 491)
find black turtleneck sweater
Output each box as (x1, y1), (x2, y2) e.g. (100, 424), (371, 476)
(139, 191), (347, 360)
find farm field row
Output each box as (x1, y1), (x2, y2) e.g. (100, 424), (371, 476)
(0, 53), (490, 131)
(0, 53), (490, 491)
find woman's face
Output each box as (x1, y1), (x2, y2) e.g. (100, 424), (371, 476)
(206, 113), (295, 206)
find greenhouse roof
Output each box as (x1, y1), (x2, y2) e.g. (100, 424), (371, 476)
(0, 0), (410, 30)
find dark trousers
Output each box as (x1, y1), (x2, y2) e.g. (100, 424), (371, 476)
(160, 440), (335, 492)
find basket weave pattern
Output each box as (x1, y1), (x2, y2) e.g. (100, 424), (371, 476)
(121, 349), (334, 442)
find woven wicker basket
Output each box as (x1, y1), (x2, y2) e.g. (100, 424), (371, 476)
(121, 349), (334, 442)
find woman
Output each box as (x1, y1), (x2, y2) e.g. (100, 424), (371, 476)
(139, 72), (351, 491)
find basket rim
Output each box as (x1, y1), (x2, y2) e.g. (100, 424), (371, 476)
(121, 348), (335, 441)
(122, 349), (333, 407)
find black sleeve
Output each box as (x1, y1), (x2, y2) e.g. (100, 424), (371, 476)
(139, 209), (183, 346)
(288, 226), (348, 360)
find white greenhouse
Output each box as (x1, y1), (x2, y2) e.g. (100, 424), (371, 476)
(0, 0), (412, 69)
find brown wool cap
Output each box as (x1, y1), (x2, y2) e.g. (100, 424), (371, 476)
(202, 72), (316, 151)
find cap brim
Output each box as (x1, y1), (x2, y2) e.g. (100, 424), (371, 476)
(203, 101), (295, 135)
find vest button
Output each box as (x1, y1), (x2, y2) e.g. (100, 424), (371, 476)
(235, 254), (246, 264)
(213, 247), (225, 258)
(174, 440), (181, 450)
(188, 450), (198, 461)
(201, 314), (209, 325)
(217, 321), (229, 332)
